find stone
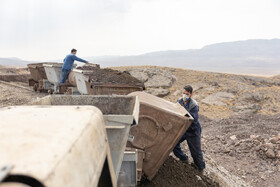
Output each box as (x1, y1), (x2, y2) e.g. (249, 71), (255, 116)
(264, 143), (274, 150)
(265, 149), (275, 159)
(241, 92), (263, 102)
(196, 175), (202, 181)
(201, 92), (235, 106)
(230, 135), (237, 141)
(250, 135), (257, 139)
(260, 144), (267, 152)
(128, 70), (149, 82)
(126, 68), (176, 88)
(145, 88), (170, 97)
(270, 137), (279, 144)
(224, 147), (231, 153)
(192, 83), (204, 91)
(276, 151), (280, 159)
(145, 74), (174, 88)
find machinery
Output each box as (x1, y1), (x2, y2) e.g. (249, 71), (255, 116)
(0, 106), (116, 187)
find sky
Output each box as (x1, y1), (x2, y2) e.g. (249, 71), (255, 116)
(0, 0), (280, 61)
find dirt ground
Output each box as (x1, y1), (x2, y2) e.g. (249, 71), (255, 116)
(0, 66), (46, 107)
(0, 81), (46, 107)
(1, 65), (280, 187)
(140, 156), (219, 187)
(200, 114), (280, 187)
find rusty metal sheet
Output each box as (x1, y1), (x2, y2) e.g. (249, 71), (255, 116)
(27, 63), (48, 82)
(128, 92), (193, 180)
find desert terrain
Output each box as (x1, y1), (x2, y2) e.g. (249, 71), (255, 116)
(1, 65), (280, 187)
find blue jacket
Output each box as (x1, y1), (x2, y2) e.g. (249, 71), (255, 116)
(62, 54), (87, 70)
(178, 98), (201, 133)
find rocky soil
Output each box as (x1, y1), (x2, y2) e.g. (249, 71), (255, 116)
(140, 156), (219, 187)
(113, 66), (280, 187)
(0, 66), (46, 107)
(114, 66), (280, 119)
(1, 65), (280, 187)
(0, 81), (46, 107)
(199, 114), (280, 187)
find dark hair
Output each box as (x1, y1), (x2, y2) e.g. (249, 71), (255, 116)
(71, 48), (77, 53)
(184, 85), (193, 94)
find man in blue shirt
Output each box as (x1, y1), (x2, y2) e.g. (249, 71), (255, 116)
(173, 85), (206, 171)
(60, 48), (88, 84)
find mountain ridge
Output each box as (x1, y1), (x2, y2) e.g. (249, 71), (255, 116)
(1, 39), (280, 75)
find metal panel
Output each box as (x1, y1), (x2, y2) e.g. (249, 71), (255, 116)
(30, 95), (140, 180)
(43, 63), (63, 84)
(0, 106), (116, 187)
(72, 69), (90, 94)
(27, 63), (48, 82)
(128, 92), (193, 180)
(119, 151), (138, 187)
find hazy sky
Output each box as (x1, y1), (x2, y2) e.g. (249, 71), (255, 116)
(0, 0), (280, 61)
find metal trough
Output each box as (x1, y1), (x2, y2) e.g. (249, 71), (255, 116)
(43, 63), (63, 92)
(27, 63), (48, 82)
(119, 150), (138, 187)
(0, 106), (116, 187)
(128, 91), (193, 180)
(72, 69), (143, 95)
(31, 95), (140, 179)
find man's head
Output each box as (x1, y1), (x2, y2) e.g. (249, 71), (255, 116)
(71, 48), (77, 55)
(182, 85), (193, 101)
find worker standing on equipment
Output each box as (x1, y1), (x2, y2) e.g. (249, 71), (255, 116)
(173, 85), (206, 171)
(60, 48), (88, 84)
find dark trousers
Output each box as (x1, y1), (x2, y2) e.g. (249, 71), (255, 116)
(173, 128), (205, 170)
(59, 69), (71, 84)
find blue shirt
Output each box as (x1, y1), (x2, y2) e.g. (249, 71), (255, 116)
(62, 54), (87, 70)
(178, 98), (201, 133)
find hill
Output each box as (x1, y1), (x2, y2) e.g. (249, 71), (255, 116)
(89, 39), (280, 75)
(0, 57), (30, 67)
(1, 39), (280, 75)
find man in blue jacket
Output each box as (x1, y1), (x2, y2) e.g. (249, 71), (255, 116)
(60, 48), (88, 84)
(173, 85), (206, 171)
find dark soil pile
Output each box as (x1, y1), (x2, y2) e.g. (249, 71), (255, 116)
(77, 65), (100, 71)
(78, 66), (144, 87)
(140, 156), (219, 187)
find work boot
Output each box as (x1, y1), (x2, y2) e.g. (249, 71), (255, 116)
(191, 163), (205, 173)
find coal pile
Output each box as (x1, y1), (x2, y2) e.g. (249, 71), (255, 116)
(77, 66), (144, 87)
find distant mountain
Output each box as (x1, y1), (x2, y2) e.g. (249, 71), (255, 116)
(1, 39), (280, 75)
(0, 57), (31, 67)
(87, 39), (280, 75)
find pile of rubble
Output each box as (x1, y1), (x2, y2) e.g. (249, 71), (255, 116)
(255, 134), (280, 159)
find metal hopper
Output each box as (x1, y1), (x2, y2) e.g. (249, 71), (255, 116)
(30, 95), (139, 180)
(128, 91), (193, 180)
(0, 105), (116, 187)
(72, 69), (144, 95)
